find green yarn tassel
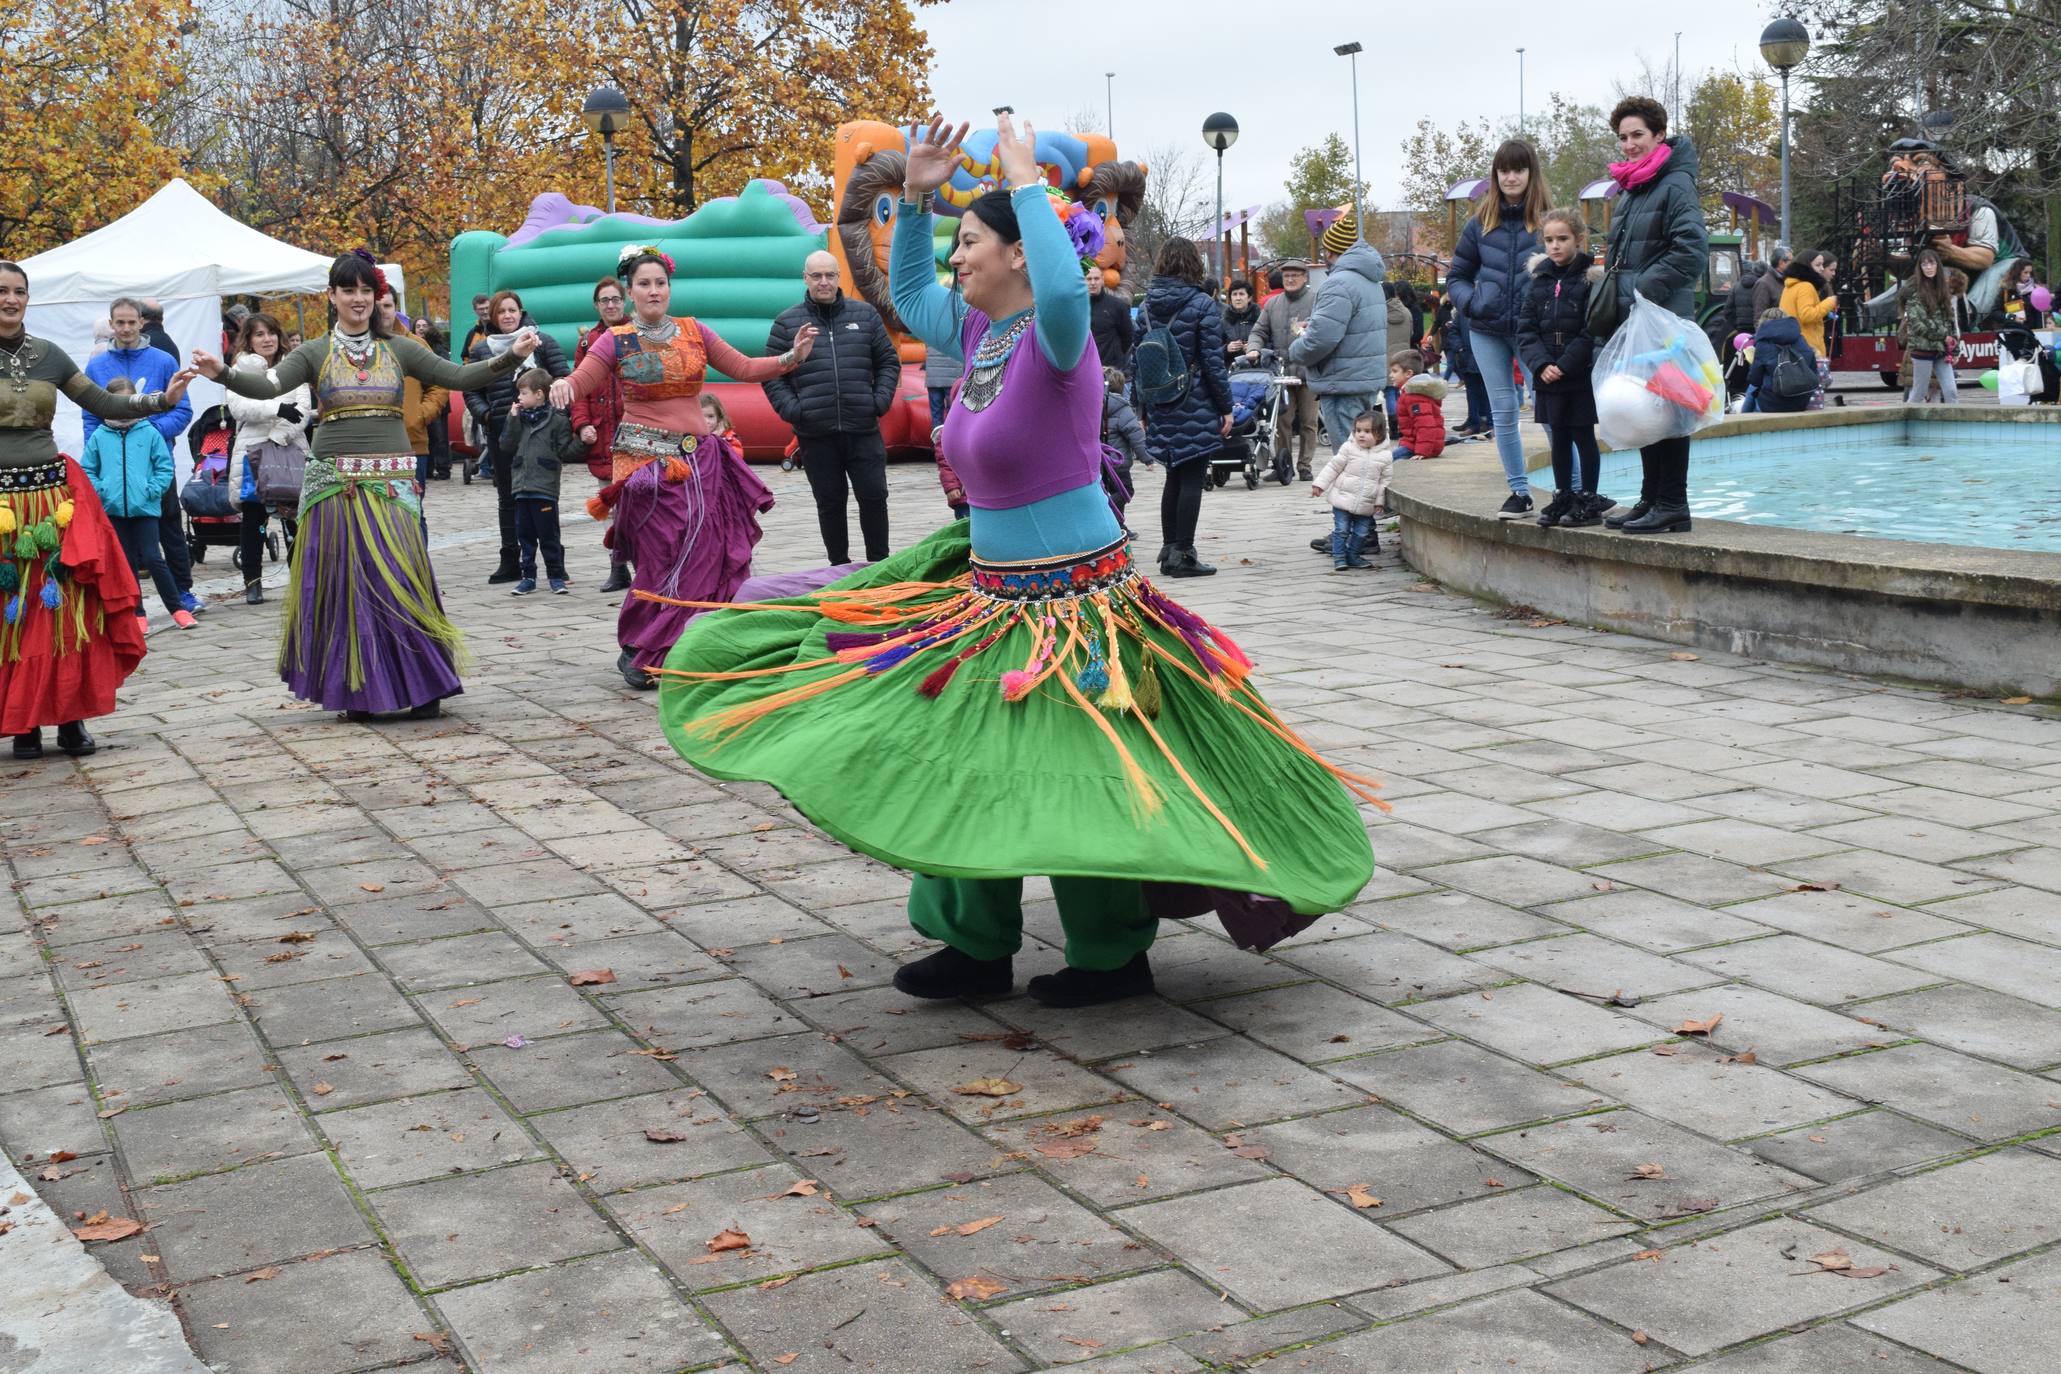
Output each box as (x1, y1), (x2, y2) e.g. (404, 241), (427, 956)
(1134, 653), (1163, 719)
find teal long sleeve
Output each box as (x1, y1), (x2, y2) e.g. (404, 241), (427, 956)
(889, 186), (1090, 370)
(1012, 186), (1090, 370)
(890, 204), (967, 358)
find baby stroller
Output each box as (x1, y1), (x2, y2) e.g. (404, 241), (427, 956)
(179, 405), (280, 571)
(1219, 349), (1298, 489)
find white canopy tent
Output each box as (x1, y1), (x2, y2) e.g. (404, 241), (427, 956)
(19, 180), (404, 470)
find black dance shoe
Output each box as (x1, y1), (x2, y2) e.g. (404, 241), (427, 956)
(617, 650), (657, 691)
(1026, 953), (1155, 1008)
(56, 722), (95, 756)
(12, 730), (43, 760)
(344, 710), (377, 724)
(408, 701), (442, 720)
(1164, 545), (1216, 577)
(893, 946), (1014, 1000)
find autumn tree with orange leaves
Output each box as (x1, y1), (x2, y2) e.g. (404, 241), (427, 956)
(0, 0), (203, 256)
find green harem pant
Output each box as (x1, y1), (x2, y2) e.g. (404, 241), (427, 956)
(907, 876), (1158, 971)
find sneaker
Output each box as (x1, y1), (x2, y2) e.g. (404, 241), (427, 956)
(171, 609), (198, 629)
(549, 579), (569, 595)
(1536, 490), (1574, 528)
(178, 591), (205, 615)
(511, 578), (537, 596)
(1497, 492), (1534, 519)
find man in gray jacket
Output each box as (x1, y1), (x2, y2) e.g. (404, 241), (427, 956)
(1751, 244), (1793, 319)
(1245, 260), (1320, 477)
(1291, 220), (1389, 455)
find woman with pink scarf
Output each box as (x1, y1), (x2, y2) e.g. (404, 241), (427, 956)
(1596, 96), (1710, 535)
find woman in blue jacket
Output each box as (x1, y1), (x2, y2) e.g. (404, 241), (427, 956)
(1445, 140), (1551, 516)
(1137, 237), (1233, 578)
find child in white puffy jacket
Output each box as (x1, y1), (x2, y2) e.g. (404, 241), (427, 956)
(1310, 409), (1389, 571)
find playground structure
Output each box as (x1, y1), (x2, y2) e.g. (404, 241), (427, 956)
(450, 124), (1146, 462)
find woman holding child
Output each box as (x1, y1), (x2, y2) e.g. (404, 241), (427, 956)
(549, 245), (817, 690)
(192, 252), (536, 720)
(651, 113), (1379, 1010)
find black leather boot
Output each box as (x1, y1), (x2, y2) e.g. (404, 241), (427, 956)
(55, 722), (95, 756)
(893, 946), (1014, 1000)
(618, 649), (657, 691)
(1027, 953), (1155, 1007)
(1156, 544), (1173, 574)
(1165, 545), (1216, 577)
(1621, 501), (1692, 534)
(12, 730), (43, 760)
(1604, 489), (1652, 529)
(599, 563), (632, 593)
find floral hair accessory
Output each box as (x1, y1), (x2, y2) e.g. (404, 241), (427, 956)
(616, 244), (677, 280)
(349, 247), (391, 300)
(1038, 187), (1107, 273)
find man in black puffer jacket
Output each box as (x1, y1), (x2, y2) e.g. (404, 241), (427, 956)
(765, 251), (902, 563)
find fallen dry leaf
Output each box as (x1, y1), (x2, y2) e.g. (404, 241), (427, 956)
(1724, 1050), (1759, 1066)
(72, 1216), (144, 1243)
(767, 1067), (798, 1083)
(411, 1332), (453, 1357)
(1786, 881), (1841, 893)
(1630, 1162), (1671, 1180)
(945, 1275), (1008, 1301)
(1340, 1184), (1382, 1209)
(953, 1215), (1004, 1236)
(448, 998), (481, 1008)
(1483, 1178), (1507, 1188)
(244, 1267), (281, 1283)
(357, 882), (385, 893)
(838, 964), (855, 979)
(1808, 1248), (1853, 1272)
(1635, 1249), (1663, 1262)
(1033, 1137), (1100, 1161)
(1631, 1329), (1650, 1345)
(1230, 1145), (1271, 1160)
(2001, 696), (2032, 706)
(567, 969), (616, 987)
(952, 1078), (1021, 1098)
(644, 1128), (691, 1144)
(278, 931), (316, 944)
(1669, 651), (1700, 661)
(1661, 1197), (1720, 1218)
(759, 1276), (796, 1292)
(1673, 1013), (1725, 1036)
(773, 1355), (798, 1367)
(1062, 1336), (1104, 1350)
(262, 952), (302, 964)
(766, 1179), (820, 1200)
(1840, 1265), (1892, 1279)
(311, 1082), (334, 1097)
(705, 1228), (751, 1254)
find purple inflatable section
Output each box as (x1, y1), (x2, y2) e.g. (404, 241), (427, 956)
(505, 184), (824, 248)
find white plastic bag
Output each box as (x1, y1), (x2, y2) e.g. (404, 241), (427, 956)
(1592, 292), (1728, 450)
(1996, 358), (2039, 407)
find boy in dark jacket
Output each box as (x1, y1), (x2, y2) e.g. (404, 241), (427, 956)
(1516, 212), (1606, 526)
(507, 370), (582, 595)
(1746, 309), (1817, 415)
(1387, 350), (1448, 459)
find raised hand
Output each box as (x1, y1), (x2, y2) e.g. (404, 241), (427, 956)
(996, 112), (1040, 190)
(189, 349), (224, 380)
(164, 367), (199, 404)
(790, 323), (819, 364)
(510, 328), (540, 360)
(904, 116), (970, 197)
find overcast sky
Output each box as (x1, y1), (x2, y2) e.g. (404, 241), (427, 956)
(918, 0), (1789, 215)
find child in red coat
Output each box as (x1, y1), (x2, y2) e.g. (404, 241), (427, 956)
(1388, 349), (1448, 459)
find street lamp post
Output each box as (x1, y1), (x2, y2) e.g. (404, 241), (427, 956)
(1105, 71), (1115, 138)
(1758, 18), (1811, 248)
(1201, 113), (1239, 286)
(1517, 48), (1526, 134)
(1334, 42), (1365, 242)
(581, 86), (631, 215)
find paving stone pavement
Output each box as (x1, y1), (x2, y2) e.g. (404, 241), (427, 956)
(6, 445), (2060, 1374)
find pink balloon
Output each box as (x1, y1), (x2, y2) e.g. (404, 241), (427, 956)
(1732, 332), (1753, 350)
(2031, 285), (2053, 312)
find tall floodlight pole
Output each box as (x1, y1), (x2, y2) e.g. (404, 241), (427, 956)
(1106, 72), (1115, 138)
(1202, 114), (1239, 284)
(1759, 18), (1811, 248)
(1334, 42), (1365, 240)
(1517, 48), (1527, 135)
(1674, 32), (1683, 114)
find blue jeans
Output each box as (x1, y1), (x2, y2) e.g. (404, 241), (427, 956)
(110, 514), (182, 614)
(1330, 509), (1373, 565)
(1316, 393), (1381, 456)
(1468, 330), (1534, 494)
(928, 386), (952, 432)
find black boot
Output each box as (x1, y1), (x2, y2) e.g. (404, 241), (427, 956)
(1156, 543), (1173, 574)
(12, 730), (43, 760)
(1027, 953), (1155, 1008)
(1621, 501), (1692, 534)
(618, 649), (656, 691)
(1164, 545), (1216, 578)
(1562, 492), (1605, 528)
(55, 722), (95, 757)
(488, 560), (520, 585)
(1535, 490), (1574, 528)
(1310, 535), (1331, 554)
(407, 700), (442, 720)
(1604, 489), (1651, 529)
(344, 710), (377, 724)
(245, 583), (265, 605)
(599, 564), (632, 593)
(893, 946), (1014, 1000)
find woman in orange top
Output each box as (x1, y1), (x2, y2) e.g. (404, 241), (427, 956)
(553, 245), (816, 688)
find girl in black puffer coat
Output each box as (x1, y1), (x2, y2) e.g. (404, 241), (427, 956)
(1516, 210), (1605, 527)
(465, 296), (570, 581)
(1445, 140), (1550, 512)
(1138, 239), (1232, 577)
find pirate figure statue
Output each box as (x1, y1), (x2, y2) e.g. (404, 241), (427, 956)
(1865, 137), (2028, 324)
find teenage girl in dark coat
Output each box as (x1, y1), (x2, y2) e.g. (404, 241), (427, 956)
(1516, 210), (1605, 527)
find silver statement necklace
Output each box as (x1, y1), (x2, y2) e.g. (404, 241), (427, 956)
(960, 310), (1034, 413)
(634, 315), (678, 345)
(0, 334), (31, 393)
(331, 326), (377, 382)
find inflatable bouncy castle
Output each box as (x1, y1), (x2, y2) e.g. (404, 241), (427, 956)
(449, 125), (1145, 461)
(828, 121), (1146, 361)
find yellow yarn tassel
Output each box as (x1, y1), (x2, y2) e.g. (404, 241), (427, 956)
(0, 507), (14, 536)
(53, 501), (74, 529)
(1095, 599), (1134, 713)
